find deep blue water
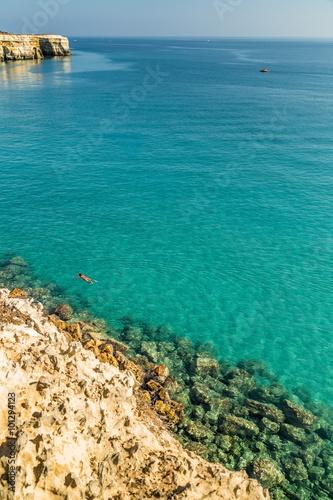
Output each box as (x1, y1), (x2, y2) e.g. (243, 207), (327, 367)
(1, 38), (333, 404)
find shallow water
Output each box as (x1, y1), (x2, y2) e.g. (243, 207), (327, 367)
(1, 38), (333, 404)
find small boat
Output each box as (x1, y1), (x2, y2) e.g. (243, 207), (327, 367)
(260, 68), (269, 73)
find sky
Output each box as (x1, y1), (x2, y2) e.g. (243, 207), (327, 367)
(1, 0), (333, 38)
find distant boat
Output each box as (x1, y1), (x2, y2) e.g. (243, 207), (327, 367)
(260, 68), (269, 73)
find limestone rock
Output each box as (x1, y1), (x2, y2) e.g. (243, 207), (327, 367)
(150, 364), (170, 384)
(0, 288), (269, 500)
(154, 400), (179, 423)
(119, 359), (143, 382)
(0, 34), (71, 62)
(8, 288), (27, 299)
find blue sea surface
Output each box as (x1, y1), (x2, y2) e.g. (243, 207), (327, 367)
(1, 38), (333, 404)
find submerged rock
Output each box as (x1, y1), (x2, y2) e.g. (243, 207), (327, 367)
(6, 256), (29, 267)
(186, 421), (215, 442)
(251, 458), (284, 489)
(193, 352), (220, 378)
(282, 399), (318, 429)
(140, 341), (158, 362)
(219, 414), (259, 438)
(225, 369), (257, 394)
(191, 382), (212, 405)
(279, 423), (307, 444)
(54, 303), (73, 321)
(245, 399), (284, 423)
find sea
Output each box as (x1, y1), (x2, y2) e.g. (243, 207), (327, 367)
(1, 37), (333, 406)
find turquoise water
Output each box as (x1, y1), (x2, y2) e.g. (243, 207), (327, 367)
(1, 38), (333, 403)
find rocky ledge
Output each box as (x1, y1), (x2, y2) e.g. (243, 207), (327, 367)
(0, 34), (71, 62)
(0, 288), (269, 500)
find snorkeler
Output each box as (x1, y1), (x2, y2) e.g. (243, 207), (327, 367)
(73, 273), (97, 283)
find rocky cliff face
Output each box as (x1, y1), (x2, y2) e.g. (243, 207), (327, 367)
(0, 288), (269, 500)
(0, 34), (71, 62)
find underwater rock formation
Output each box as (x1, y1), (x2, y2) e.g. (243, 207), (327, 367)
(0, 288), (269, 499)
(0, 34), (71, 61)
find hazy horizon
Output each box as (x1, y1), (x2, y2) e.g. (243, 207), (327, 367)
(1, 0), (333, 38)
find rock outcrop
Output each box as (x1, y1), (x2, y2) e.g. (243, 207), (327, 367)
(0, 34), (71, 62)
(0, 288), (269, 500)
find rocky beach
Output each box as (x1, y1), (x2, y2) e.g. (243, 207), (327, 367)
(0, 257), (333, 499)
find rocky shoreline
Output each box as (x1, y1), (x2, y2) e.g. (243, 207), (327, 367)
(0, 286), (268, 499)
(0, 257), (333, 499)
(0, 34), (71, 62)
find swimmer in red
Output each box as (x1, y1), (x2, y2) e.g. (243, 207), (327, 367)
(73, 273), (97, 283)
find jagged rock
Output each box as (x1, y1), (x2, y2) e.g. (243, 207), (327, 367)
(244, 399), (284, 423)
(251, 458), (284, 489)
(104, 338), (128, 354)
(209, 397), (231, 414)
(192, 405), (205, 420)
(282, 399), (318, 429)
(154, 400), (178, 423)
(308, 465), (325, 481)
(36, 376), (52, 391)
(66, 322), (81, 341)
(149, 364), (170, 384)
(146, 379), (164, 393)
(8, 288), (28, 299)
(48, 314), (68, 331)
(139, 390), (151, 404)
(54, 303), (73, 321)
(129, 355), (155, 373)
(158, 388), (170, 401)
(98, 343), (114, 355)
(0, 289), (270, 500)
(219, 414), (259, 437)
(119, 359), (143, 382)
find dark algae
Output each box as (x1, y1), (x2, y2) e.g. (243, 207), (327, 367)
(1, 256), (333, 499)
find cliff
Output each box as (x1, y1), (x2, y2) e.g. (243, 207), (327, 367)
(0, 288), (269, 500)
(0, 34), (71, 62)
